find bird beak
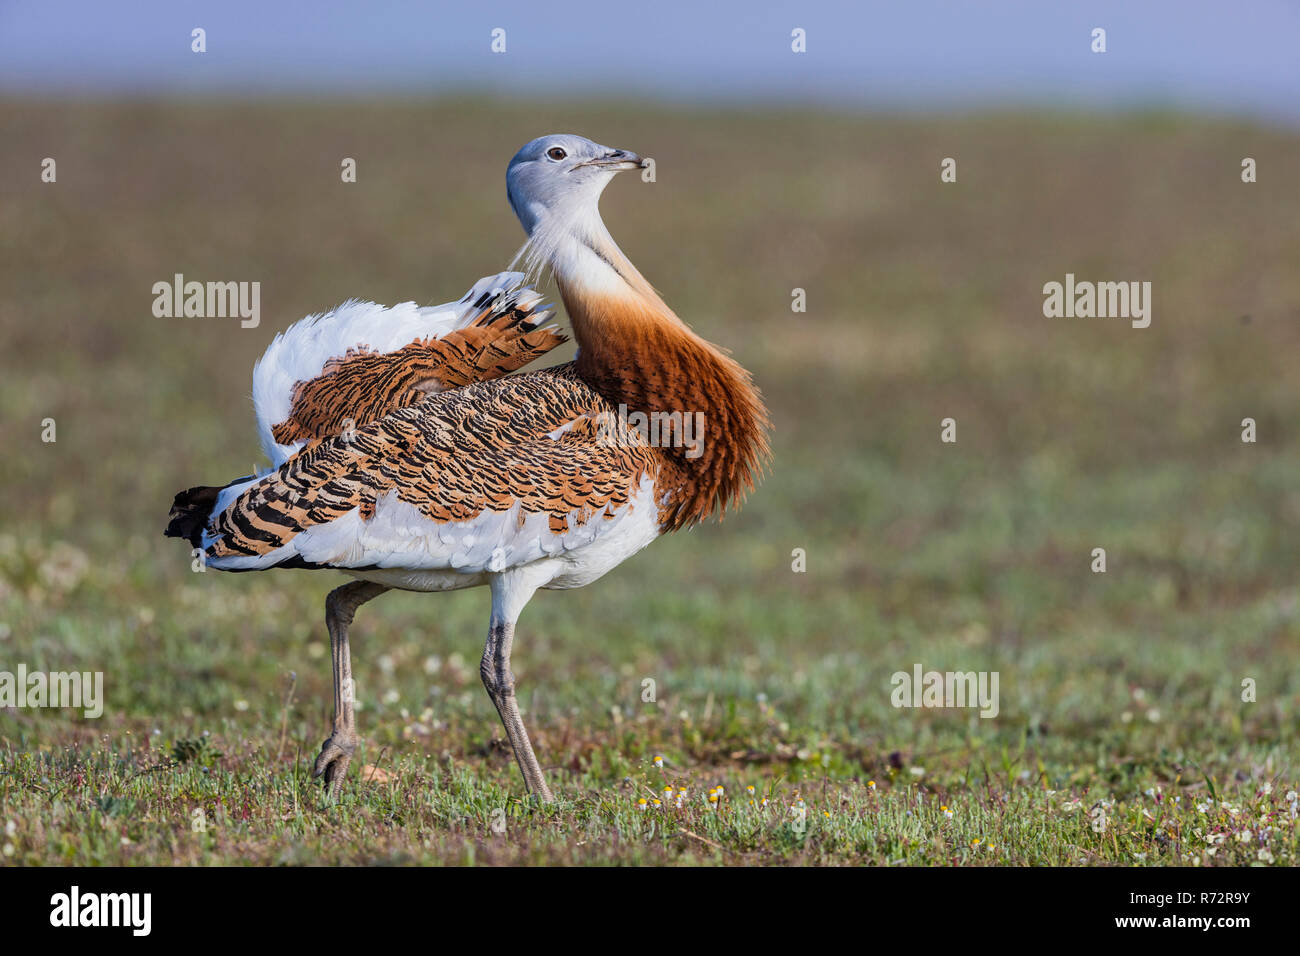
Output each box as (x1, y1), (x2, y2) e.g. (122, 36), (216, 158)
(577, 148), (645, 171)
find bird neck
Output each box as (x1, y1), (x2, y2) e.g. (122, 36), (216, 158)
(539, 208), (666, 312)
(550, 216), (771, 530)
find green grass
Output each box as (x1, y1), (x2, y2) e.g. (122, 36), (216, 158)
(0, 99), (1298, 865)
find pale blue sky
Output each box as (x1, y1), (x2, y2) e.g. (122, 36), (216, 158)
(2, 1), (1296, 123)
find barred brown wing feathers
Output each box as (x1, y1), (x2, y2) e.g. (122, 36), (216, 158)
(206, 366), (664, 568)
(270, 292), (566, 448)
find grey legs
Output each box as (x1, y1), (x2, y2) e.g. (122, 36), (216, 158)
(312, 580), (388, 797)
(480, 618), (554, 802)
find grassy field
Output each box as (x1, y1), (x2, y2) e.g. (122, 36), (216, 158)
(1, 99), (1298, 865)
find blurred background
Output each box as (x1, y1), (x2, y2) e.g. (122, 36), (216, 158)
(0, 1), (1297, 863)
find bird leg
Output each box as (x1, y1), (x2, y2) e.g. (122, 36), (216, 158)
(480, 618), (554, 802)
(313, 580), (388, 797)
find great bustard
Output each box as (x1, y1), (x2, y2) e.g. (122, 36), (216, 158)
(166, 135), (770, 802)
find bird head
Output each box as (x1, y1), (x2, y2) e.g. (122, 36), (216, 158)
(507, 134), (644, 237)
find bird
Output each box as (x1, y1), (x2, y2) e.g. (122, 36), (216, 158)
(165, 134), (771, 802)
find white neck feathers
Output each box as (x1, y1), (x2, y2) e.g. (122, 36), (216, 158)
(513, 199), (663, 310)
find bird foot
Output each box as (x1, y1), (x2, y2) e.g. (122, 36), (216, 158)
(312, 731), (358, 797)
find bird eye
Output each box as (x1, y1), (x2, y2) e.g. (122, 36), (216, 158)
(546, 147), (567, 161)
